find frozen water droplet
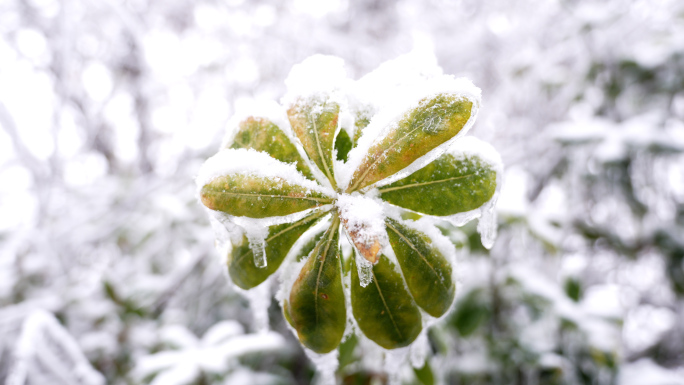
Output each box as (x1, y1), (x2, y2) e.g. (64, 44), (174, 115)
(356, 252), (374, 287)
(477, 200), (497, 249)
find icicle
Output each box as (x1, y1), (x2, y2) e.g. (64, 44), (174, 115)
(305, 350), (339, 385)
(409, 332), (429, 368)
(477, 200), (498, 249)
(247, 234), (267, 268)
(355, 251), (374, 287)
(243, 279), (272, 333)
(235, 220), (269, 269)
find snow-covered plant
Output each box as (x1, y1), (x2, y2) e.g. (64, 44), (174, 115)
(196, 55), (502, 359)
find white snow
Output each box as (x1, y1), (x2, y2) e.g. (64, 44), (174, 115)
(347, 47), (443, 112)
(134, 324), (286, 384)
(7, 310), (105, 385)
(619, 359), (684, 385)
(281, 54), (349, 107)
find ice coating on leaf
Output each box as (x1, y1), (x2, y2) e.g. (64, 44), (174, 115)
(220, 99), (293, 149)
(196, 148), (333, 197)
(338, 76), (482, 192)
(336, 193), (387, 264)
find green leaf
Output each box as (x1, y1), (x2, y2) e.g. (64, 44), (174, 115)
(450, 289), (489, 337)
(334, 129), (353, 162)
(347, 94), (474, 192)
(287, 98), (340, 188)
(228, 211), (328, 289)
(337, 334), (359, 372)
(289, 216), (346, 353)
(351, 254), (422, 349)
(296, 225), (328, 262)
(385, 218), (455, 318)
(413, 361), (435, 385)
(228, 116), (315, 180)
(200, 174), (332, 218)
(353, 109), (372, 147)
(378, 152), (497, 216)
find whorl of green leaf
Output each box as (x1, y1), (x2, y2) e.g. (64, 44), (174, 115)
(351, 254), (422, 349)
(287, 98), (340, 188)
(289, 216), (346, 353)
(379, 153), (497, 216)
(385, 218), (455, 318)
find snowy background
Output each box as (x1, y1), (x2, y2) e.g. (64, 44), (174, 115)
(1, 0), (684, 384)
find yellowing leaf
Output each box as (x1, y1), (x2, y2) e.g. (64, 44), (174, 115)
(200, 174), (332, 218)
(228, 117), (315, 180)
(347, 94), (473, 192)
(287, 98), (340, 188)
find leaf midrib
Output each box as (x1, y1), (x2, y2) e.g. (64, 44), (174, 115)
(386, 221), (448, 291)
(378, 173), (476, 194)
(349, 124), (424, 192)
(213, 191), (333, 204)
(371, 269), (404, 340)
(314, 216), (340, 325)
(310, 113), (336, 189)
